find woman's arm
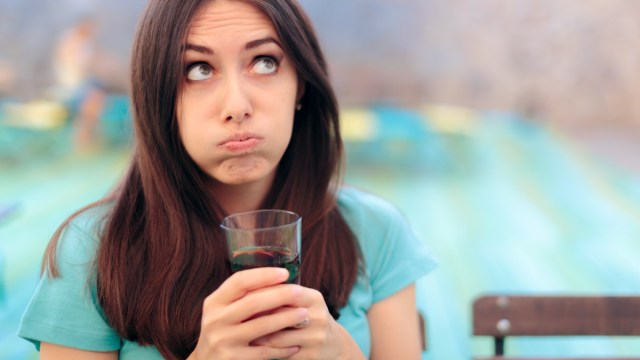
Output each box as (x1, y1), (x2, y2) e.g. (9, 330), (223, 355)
(368, 284), (422, 360)
(41, 342), (118, 360)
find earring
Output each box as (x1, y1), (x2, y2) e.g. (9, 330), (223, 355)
(296, 103), (302, 111)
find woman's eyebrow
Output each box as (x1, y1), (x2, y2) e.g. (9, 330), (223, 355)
(181, 37), (281, 55)
(182, 43), (213, 55)
(245, 37), (282, 50)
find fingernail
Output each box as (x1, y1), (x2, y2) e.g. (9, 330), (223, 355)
(298, 307), (308, 317)
(277, 268), (289, 279)
(289, 346), (300, 353)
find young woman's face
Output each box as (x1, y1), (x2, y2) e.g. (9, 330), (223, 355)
(177, 0), (300, 190)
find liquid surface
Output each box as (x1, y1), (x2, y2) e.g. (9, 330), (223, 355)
(230, 246), (300, 284)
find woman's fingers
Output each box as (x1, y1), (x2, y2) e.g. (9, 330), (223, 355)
(240, 306), (309, 341)
(236, 345), (300, 360)
(278, 286), (324, 308)
(197, 272), (332, 358)
(200, 268), (292, 340)
(224, 283), (304, 324)
(251, 287), (335, 355)
(207, 267), (289, 305)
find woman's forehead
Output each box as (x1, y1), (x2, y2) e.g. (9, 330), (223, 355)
(187, 0), (277, 42)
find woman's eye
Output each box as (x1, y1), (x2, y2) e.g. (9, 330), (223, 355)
(186, 63), (213, 81)
(252, 57), (279, 75)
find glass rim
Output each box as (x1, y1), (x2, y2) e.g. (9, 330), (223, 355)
(220, 209), (301, 232)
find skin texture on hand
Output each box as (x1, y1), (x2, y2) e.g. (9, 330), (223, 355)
(251, 288), (366, 360)
(188, 268), (307, 360)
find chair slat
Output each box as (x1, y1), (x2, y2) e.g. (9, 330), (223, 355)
(473, 295), (640, 336)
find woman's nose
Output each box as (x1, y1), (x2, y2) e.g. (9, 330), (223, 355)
(219, 75), (252, 123)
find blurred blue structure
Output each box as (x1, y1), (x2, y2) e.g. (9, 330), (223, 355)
(0, 94), (131, 163)
(342, 105), (456, 174)
(99, 95), (132, 146)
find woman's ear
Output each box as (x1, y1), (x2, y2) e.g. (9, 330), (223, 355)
(296, 80), (306, 103)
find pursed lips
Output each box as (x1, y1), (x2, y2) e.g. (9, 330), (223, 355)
(218, 133), (264, 152)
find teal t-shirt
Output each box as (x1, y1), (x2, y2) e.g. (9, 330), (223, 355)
(19, 187), (437, 358)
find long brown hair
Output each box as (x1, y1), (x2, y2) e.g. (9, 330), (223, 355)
(43, 0), (361, 358)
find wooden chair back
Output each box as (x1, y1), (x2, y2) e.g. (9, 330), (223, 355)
(472, 295), (640, 360)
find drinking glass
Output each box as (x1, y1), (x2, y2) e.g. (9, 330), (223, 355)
(221, 209), (301, 284)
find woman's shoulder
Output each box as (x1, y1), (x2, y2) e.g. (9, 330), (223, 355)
(67, 201), (113, 233)
(336, 186), (437, 293)
(337, 186), (406, 229)
(56, 201), (114, 265)
(20, 200), (122, 352)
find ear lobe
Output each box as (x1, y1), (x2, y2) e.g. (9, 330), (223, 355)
(296, 80), (306, 103)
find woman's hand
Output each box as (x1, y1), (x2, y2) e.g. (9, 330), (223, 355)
(252, 287), (366, 360)
(188, 267), (309, 360)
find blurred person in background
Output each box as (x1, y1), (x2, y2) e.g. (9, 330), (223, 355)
(0, 59), (16, 98)
(18, 0), (436, 359)
(51, 16), (106, 151)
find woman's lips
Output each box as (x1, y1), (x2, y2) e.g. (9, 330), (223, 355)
(218, 134), (263, 152)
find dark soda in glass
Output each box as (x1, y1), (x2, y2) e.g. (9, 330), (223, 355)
(230, 246), (300, 284)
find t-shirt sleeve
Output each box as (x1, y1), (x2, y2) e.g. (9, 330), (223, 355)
(18, 218), (122, 352)
(366, 202), (437, 303)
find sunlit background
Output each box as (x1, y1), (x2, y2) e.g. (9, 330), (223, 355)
(1, 0), (640, 359)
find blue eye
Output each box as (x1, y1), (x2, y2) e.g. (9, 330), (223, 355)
(252, 57), (279, 75)
(186, 63), (213, 81)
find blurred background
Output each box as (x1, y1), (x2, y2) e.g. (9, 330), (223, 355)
(1, 0), (640, 358)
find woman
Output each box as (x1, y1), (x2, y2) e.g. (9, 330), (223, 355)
(19, 0), (436, 359)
